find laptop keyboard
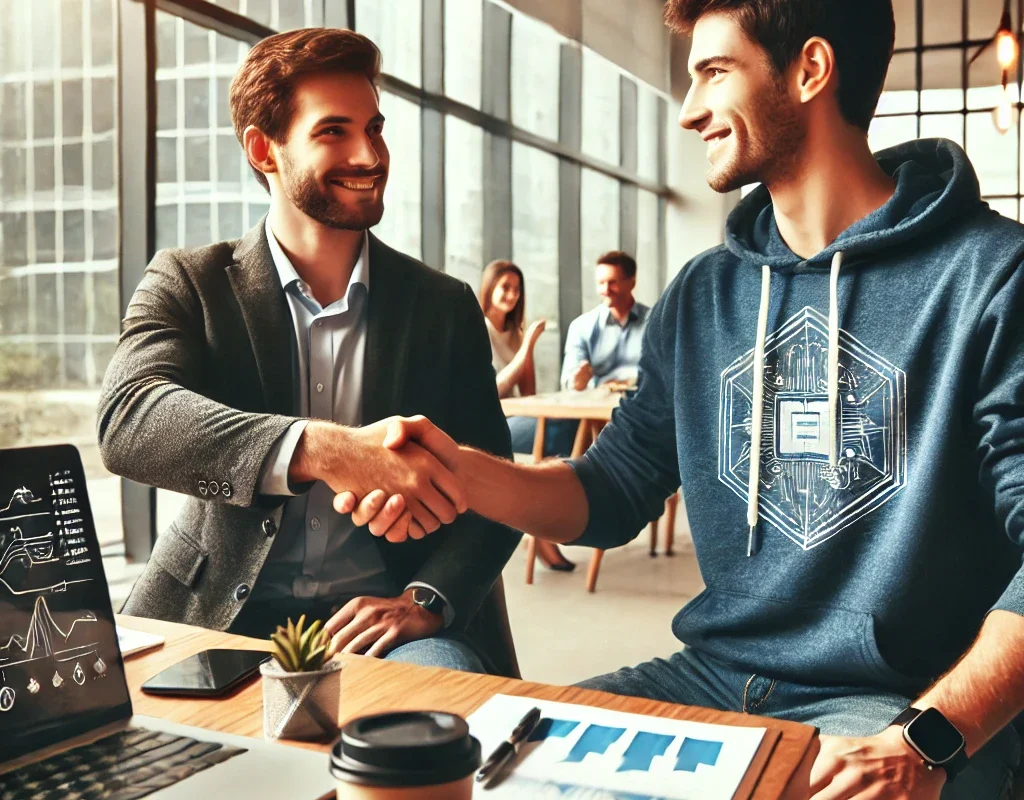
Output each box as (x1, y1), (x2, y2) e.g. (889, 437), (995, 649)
(0, 726), (247, 800)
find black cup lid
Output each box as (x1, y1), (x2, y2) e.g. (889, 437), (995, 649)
(330, 711), (481, 788)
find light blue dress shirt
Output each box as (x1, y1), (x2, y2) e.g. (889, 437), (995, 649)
(560, 302), (651, 389)
(253, 219), (395, 604)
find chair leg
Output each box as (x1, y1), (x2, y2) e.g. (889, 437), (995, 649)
(524, 535), (537, 584)
(648, 517), (659, 557)
(532, 417), (547, 462)
(665, 493), (679, 557)
(586, 549), (604, 593)
(570, 419), (590, 458)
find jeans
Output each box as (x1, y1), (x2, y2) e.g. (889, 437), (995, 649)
(577, 647), (1020, 799)
(508, 416), (579, 457)
(385, 634), (486, 674)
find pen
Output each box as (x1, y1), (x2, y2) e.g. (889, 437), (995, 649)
(475, 706), (542, 786)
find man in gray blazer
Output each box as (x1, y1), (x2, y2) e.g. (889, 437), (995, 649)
(98, 28), (521, 675)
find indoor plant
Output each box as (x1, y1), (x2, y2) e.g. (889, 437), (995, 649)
(260, 614), (343, 741)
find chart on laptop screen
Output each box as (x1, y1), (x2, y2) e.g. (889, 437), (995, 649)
(0, 446), (127, 734)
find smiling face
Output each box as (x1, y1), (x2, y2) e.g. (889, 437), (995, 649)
(596, 263), (635, 310)
(679, 11), (805, 193)
(273, 71), (389, 230)
(490, 271), (522, 317)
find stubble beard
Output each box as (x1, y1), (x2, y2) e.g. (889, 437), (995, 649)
(282, 152), (385, 231)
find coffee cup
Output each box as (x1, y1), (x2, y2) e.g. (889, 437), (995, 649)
(330, 711), (481, 799)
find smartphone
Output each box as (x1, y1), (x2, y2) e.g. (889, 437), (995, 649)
(140, 649), (271, 697)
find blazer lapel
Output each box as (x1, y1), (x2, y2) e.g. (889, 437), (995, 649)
(225, 217), (296, 416)
(362, 234), (419, 424)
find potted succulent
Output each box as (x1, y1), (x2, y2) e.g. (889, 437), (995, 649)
(260, 615), (343, 742)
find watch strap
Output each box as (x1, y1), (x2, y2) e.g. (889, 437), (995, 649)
(890, 707), (970, 782)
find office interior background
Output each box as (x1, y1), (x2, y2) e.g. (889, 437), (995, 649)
(1, 0), (1022, 680)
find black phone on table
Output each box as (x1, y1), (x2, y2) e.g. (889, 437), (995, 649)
(140, 649), (271, 697)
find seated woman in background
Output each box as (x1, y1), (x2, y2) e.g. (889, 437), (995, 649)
(480, 259), (576, 572)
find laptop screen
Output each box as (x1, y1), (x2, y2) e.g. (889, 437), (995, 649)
(0, 444), (131, 760)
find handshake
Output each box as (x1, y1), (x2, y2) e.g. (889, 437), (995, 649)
(292, 415), (469, 543)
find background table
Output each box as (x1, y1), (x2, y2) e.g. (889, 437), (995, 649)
(119, 615), (818, 799)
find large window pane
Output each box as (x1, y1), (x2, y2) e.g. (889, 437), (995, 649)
(512, 143), (560, 391)
(580, 169), (620, 313)
(205, 0), (322, 29)
(445, 0), (482, 109)
(868, 114), (917, 153)
(445, 116), (484, 287)
(635, 191), (661, 308)
(920, 113), (964, 146)
(356, 0), (422, 87)
(582, 50), (620, 165)
(967, 111), (1017, 196)
(373, 92), (422, 260)
(510, 12), (560, 141)
(637, 86), (661, 182)
(0, 0), (122, 556)
(920, 48), (962, 113)
(877, 52), (917, 115)
(922, 0), (961, 45)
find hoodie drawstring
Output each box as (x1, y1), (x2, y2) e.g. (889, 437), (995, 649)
(746, 265), (771, 557)
(746, 251), (844, 556)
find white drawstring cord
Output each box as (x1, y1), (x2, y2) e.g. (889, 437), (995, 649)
(746, 265), (771, 557)
(827, 251), (843, 467)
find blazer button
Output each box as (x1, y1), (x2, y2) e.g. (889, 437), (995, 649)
(234, 584), (250, 601)
(209, 481), (220, 495)
(198, 480), (208, 496)
(221, 482), (232, 498)
(262, 518), (277, 537)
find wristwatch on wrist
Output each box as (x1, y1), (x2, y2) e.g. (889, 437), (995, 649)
(411, 587), (447, 618)
(890, 707), (969, 781)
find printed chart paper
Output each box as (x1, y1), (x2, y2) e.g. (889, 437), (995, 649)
(468, 694), (765, 800)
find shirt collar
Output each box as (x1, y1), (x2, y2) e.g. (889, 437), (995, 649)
(264, 217), (370, 309)
(600, 301), (644, 327)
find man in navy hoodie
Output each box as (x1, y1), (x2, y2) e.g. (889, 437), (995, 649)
(337, 0), (1024, 796)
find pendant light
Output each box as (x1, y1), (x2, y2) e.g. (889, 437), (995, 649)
(970, 0), (1020, 134)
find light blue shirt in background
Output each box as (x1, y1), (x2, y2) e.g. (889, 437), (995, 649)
(253, 219), (396, 605)
(560, 302), (651, 389)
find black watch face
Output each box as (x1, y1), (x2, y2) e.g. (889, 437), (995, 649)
(906, 708), (965, 764)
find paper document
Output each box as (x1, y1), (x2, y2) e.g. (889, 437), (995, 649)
(116, 625), (165, 658)
(468, 694), (765, 800)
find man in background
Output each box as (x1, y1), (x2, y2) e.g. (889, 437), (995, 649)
(561, 250), (650, 391)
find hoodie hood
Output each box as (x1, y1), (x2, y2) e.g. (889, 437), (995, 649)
(725, 138), (984, 269)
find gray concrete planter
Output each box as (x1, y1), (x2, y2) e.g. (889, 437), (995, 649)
(261, 658), (343, 742)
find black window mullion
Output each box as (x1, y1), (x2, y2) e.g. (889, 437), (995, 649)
(558, 43), (583, 357)
(481, 1), (512, 262)
(619, 75), (638, 259)
(421, 0), (444, 270)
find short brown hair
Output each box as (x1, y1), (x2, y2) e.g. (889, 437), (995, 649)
(479, 260), (526, 333)
(664, 0), (894, 131)
(597, 250), (637, 280)
(229, 28), (381, 191)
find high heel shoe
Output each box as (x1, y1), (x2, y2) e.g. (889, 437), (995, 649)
(537, 540), (576, 572)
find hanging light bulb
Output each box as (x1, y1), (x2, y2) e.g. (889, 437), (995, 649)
(996, 26), (1019, 70)
(993, 72), (1015, 134)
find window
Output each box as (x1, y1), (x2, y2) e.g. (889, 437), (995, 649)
(510, 13), (560, 141)
(356, 0), (422, 88)
(581, 49), (621, 165)
(0, 0), (122, 550)
(373, 92), (422, 261)
(873, 0), (1022, 219)
(580, 169), (621, 313)
(444, 0), (482, 109)
(445, 116), (484, 288)
(512, 143), (560, 391)
(635, 190), (661, 308)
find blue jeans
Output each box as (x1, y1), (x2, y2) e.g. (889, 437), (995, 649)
(508, 416), (579, 457)
(577, 647), (1020, 799)
(385, 634), (487, 674)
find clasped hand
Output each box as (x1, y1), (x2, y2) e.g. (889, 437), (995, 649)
(332, 416), (460, 542)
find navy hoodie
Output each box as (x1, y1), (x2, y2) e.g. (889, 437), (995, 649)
(571, 138), (1024, 696)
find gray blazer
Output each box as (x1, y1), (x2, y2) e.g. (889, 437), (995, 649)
(99, 220), (522, 675)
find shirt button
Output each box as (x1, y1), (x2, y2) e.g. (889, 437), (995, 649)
(262, 518), (277, 537)
(310, 517), (321, 531)
(234, 584), (250, 601)
(316, 383), (324, 393)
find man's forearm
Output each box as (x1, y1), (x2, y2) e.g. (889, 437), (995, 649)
(913, 609), (1024, 755)
(456, 446), (589, 542)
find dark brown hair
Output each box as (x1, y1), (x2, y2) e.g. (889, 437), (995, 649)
(479, 260), (526, 333)
(229, 28), (382, 191)
(665, 0), (894, 131)
(597, 250), (637, 280)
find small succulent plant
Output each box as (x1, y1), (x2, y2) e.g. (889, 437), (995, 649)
(270, 614), (333, 673)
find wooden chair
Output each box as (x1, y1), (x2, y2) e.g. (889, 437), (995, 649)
(585, 491), (681, 593)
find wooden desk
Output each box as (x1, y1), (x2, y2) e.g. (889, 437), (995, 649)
(119, 615), (818, 799)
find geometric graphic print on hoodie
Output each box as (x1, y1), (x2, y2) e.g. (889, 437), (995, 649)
(570, 138), (1024, 696)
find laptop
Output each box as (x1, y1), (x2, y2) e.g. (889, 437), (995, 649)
(0, 444), (335, 800)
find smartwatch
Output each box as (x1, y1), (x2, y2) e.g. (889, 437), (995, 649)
(890, 707), (968, 781)
(411, 587), (447, 618)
